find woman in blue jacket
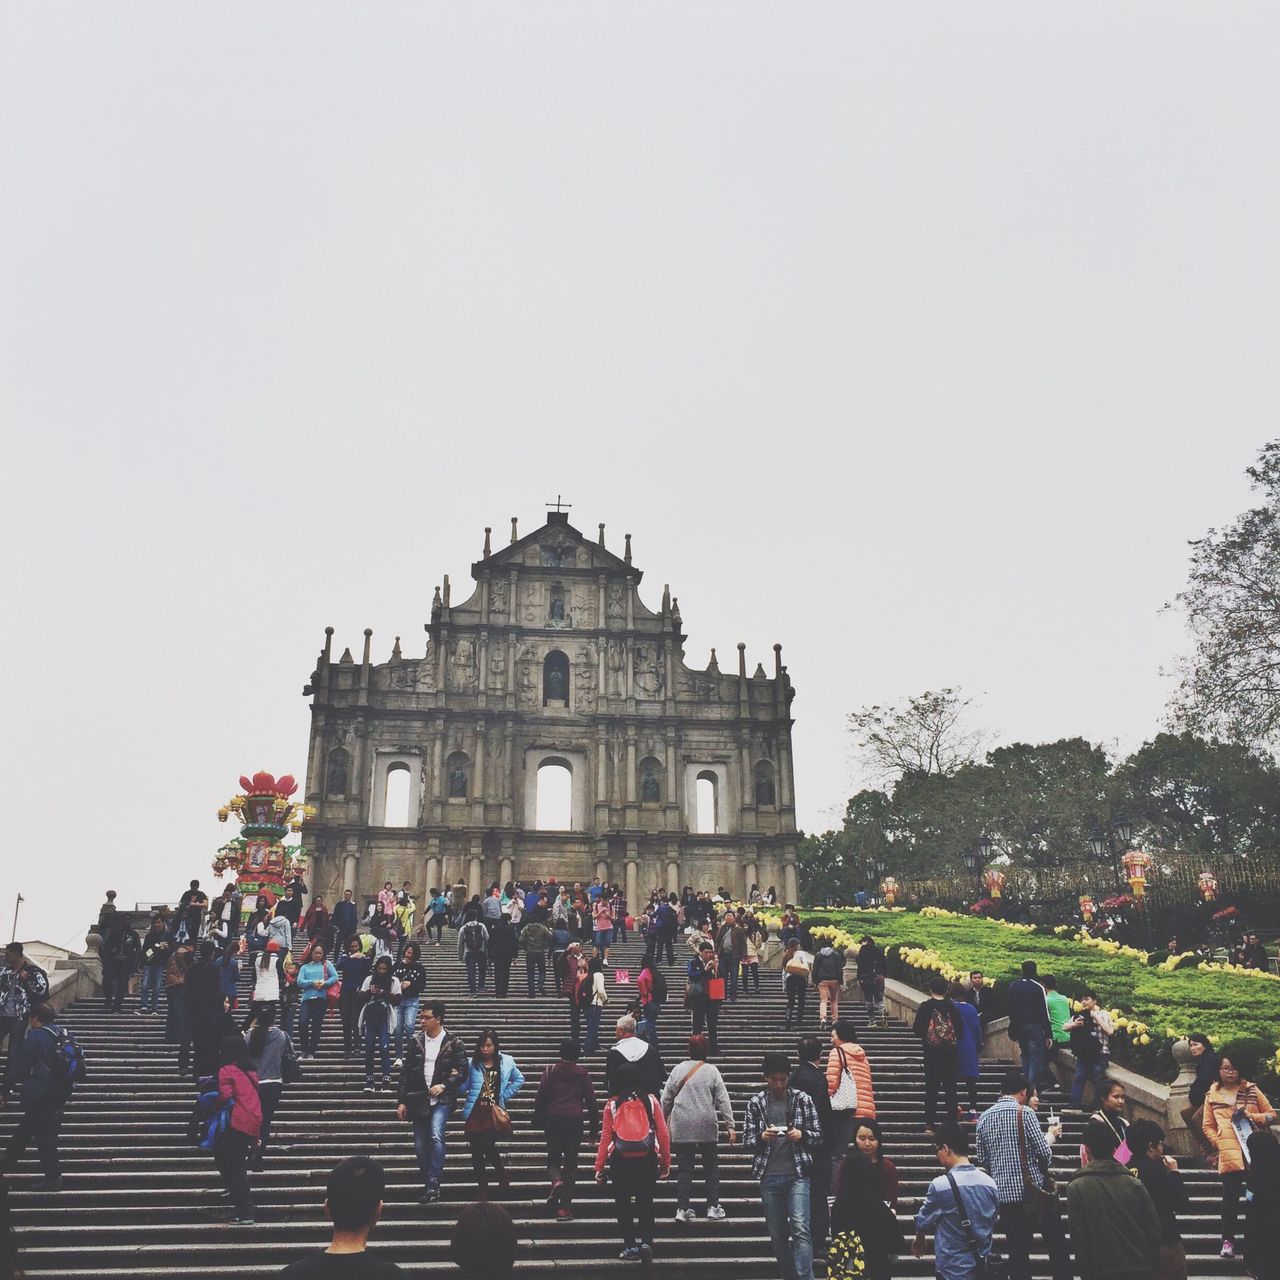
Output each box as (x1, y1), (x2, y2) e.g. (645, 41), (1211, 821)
(949, 981), (983, 1120)
(462, 1028), (525, 1195)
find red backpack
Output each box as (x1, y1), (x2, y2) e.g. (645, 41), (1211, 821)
(611, 1093), (656, 1158)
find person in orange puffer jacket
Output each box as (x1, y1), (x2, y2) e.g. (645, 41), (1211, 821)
(825, 1019), (876, 1173)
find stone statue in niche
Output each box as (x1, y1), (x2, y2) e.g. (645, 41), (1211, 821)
(641, 769), (660, 803)
(607, 640), (627, 696)
(606, 584), (625, 622)
(755, 770), (776, 807)
(448, 763), (468, 798)
(545, 663), (567, 701)
(634, 643), (665, 698)
(450, 639), (477, 691)
(549, 583), (565, 623)
(489, 580), (509, 618)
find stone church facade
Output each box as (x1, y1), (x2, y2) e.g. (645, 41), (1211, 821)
(301, 510), (799, 909)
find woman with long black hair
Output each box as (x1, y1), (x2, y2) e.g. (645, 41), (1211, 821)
(461, 1028), (525, 1197)
(213, 1032), (261, 1225)
(358, 956), (400, 1093)
(243, 1004), (294, 1167)
(830, 1149), (905, 1280)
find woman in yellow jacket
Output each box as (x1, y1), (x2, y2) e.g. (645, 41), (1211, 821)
(1202, 1051), (1277, 1260)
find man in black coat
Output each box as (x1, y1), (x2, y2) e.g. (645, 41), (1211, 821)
(790, 1034), (835, 1247)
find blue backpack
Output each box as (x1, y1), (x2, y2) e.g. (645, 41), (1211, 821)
(44, 1026), (87, 1096)
(190, 1086), (234, 1150)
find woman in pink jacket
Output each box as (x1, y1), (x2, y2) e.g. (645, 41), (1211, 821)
(215, 1033), (263, 1225)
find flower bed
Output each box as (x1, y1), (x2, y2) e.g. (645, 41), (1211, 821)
(761, 906), (1280, 1086)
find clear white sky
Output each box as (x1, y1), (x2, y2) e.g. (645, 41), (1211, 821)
(2, 5), (1276, 947)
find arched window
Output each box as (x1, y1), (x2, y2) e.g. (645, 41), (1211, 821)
(543, 650), (570, 705)
(695, 771), (719, 834)
(325, 747), (350, 797)
(638, 756), (663, 804)
(383, 762), (411, 826)
(754, 760), (777, 808)
(446, 751), (470, 800)
(535, 758), (573, 830)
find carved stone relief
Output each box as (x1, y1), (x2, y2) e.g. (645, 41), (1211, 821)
(489, 580), (508, 619)
(488, 647), (507, 691)
(606, 640), (627, 696)
(634, 643), (665, 699)
(449, 638), (477, 691)
(606, 584), (626, 623)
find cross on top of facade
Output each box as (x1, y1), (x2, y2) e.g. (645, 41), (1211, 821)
(546, 494), (573, 514)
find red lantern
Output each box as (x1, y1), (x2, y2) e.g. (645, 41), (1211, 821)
(982, 868), (1006, 899)
(881, 876), (898, 906)
(1121, 849), (1153, 898)
(1197, 871), (1218, 903)
(1079, 894), (1096, 923)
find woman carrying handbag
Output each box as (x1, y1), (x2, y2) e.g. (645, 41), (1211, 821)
(685, 943), (722, 1055)
(462, 1028), (525, 1197)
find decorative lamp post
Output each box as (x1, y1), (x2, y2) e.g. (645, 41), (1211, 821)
(977, 835), (995, 862)
(1197, 871), (1219, 903)
(214, 771), (316, 909)
(1113, 816), (1133, 846)
(1089, 831), (1108, 862)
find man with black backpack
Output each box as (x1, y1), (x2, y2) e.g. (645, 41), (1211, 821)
(912, 975), (963, 1136)
(98, 918), (141, 1014)
(1, 1003), (84, 1190)
(457, 917), (489, 995)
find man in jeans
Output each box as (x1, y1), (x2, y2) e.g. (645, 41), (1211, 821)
(396, 1001), (468, 1204)
(913, 1122), (1000, 1280)
(789, 1035), (835, 1250)
(1064, 989), (1114, 1110)
(742, 1051), (822, 1280)
(1005, 960), (1053, 1090)
(975, 1070), (1073, 1280)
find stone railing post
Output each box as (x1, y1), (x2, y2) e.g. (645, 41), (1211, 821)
(1164, 1037), (1199, 1157)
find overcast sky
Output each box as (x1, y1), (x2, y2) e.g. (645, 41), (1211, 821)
(2, 4), (1276, 947)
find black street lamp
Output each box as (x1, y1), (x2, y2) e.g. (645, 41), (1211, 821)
(961, 848), (979, 874)
(1089, 830), (1108, 862)
(1113, 816), (1132, 846)
(977, 834), (995, 863)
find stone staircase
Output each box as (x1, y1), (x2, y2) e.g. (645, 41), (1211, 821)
(1, 925), (1238, 1277)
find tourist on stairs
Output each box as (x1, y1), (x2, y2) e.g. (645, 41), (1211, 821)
(336, 937), (370, 1059)
(846, 1118), (898, 1208)
(975, 1070), (1072, 1280)
(164, 942), (193, 1076)
(791, 1035), (836, 1248)
(462, 1029), (525, 1198)
(331, 889), (359, 956)
(297, 944), (339, 1060)
(534, 1037), (599, 1222)
(458, 914), (489, 996)
(582, 955), (609, 1056)
(661, 1033), (734, 1224)
(1202, 1049), (1275, 1260)
(743, 1051), (823, 1280)
(830, 1149), (905, 1280)
(397, 1000), (468, 1205)
(592, 895), (615, 966)
(243, 1004), (295, 1167)
(637, 946), (665, 1056)
(1080, 1079), (1129, 1165)
(278, 1155), (405, 1277)
(855, 936), (887, 1027)
(595, 1064), (671, 1263)
(244, 948), (281, 1030)
(391, 942), (426, 1066)
(826, 1019), (876, 1168)
(812, 938), (845, 1028)
(912, 1122), (999, 1280)
(426, 888), (449, 945)
(912, 976), (961, 1137)
(138, 917), (171, 1015)
(486, 917), (517, 999)
(782, 939), (812, 1030)
(358, 957), (400, 1093)
(0, 1002), (74, 1191)
(949, 983), (982, 1120)
(686, 943), (722, 1054)
(605, 1015), (664, 1098)
(213, 1032), (261, 1225)
(520, 916), (552, 997)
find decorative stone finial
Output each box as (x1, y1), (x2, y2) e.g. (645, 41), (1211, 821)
(624, 534), (632, 564)
(391, 636), (402, 660)
(510, 517), (519, 544)
(483, 527), (492, 558)
(598, 523), (606, 547)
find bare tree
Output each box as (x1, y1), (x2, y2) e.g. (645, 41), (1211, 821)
(1168, 440), (1280, 749)
(848, 687), (987, 785)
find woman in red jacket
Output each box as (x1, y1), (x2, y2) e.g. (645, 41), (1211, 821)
(215, 1033), (262, 1225)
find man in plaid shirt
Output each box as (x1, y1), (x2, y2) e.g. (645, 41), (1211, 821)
(975, 1070), (1073, 1280)
(742, 1051), (823, 1280)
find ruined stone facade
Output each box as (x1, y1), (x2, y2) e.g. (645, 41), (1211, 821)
(301, 511), (799, 908)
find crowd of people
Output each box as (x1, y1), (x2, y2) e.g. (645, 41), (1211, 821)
(3, 880), (1278, 1280)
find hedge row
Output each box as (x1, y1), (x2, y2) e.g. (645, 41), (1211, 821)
(772, 906), (1280, 1087)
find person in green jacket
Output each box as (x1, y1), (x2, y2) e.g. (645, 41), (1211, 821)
(1066, 1122), (1162, 1280)
(1043, 975), (1072, 1076)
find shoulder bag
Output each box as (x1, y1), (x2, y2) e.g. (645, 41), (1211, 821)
(1016, 1105), (1057, 1216)
(944, 1170), (1007, 1280)
(830, 1046), (859, 1112)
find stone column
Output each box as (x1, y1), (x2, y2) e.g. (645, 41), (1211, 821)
(499, 833), (515, 890)
(473, 720), (487, 823)
(783, 859), (799, 908)
(667, 857), (680, 895)
(426, 853), (441, 897)
(469, 854), (484, 898)
(625, 858), (639, 911)
(744, 858), (759, 901)
(342, 852), (359, 896)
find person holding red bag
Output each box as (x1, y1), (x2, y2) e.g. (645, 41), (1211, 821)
(685, 943), (722, 1055)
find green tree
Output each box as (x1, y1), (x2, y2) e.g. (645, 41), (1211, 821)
(1170, 440), (1280, 748)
